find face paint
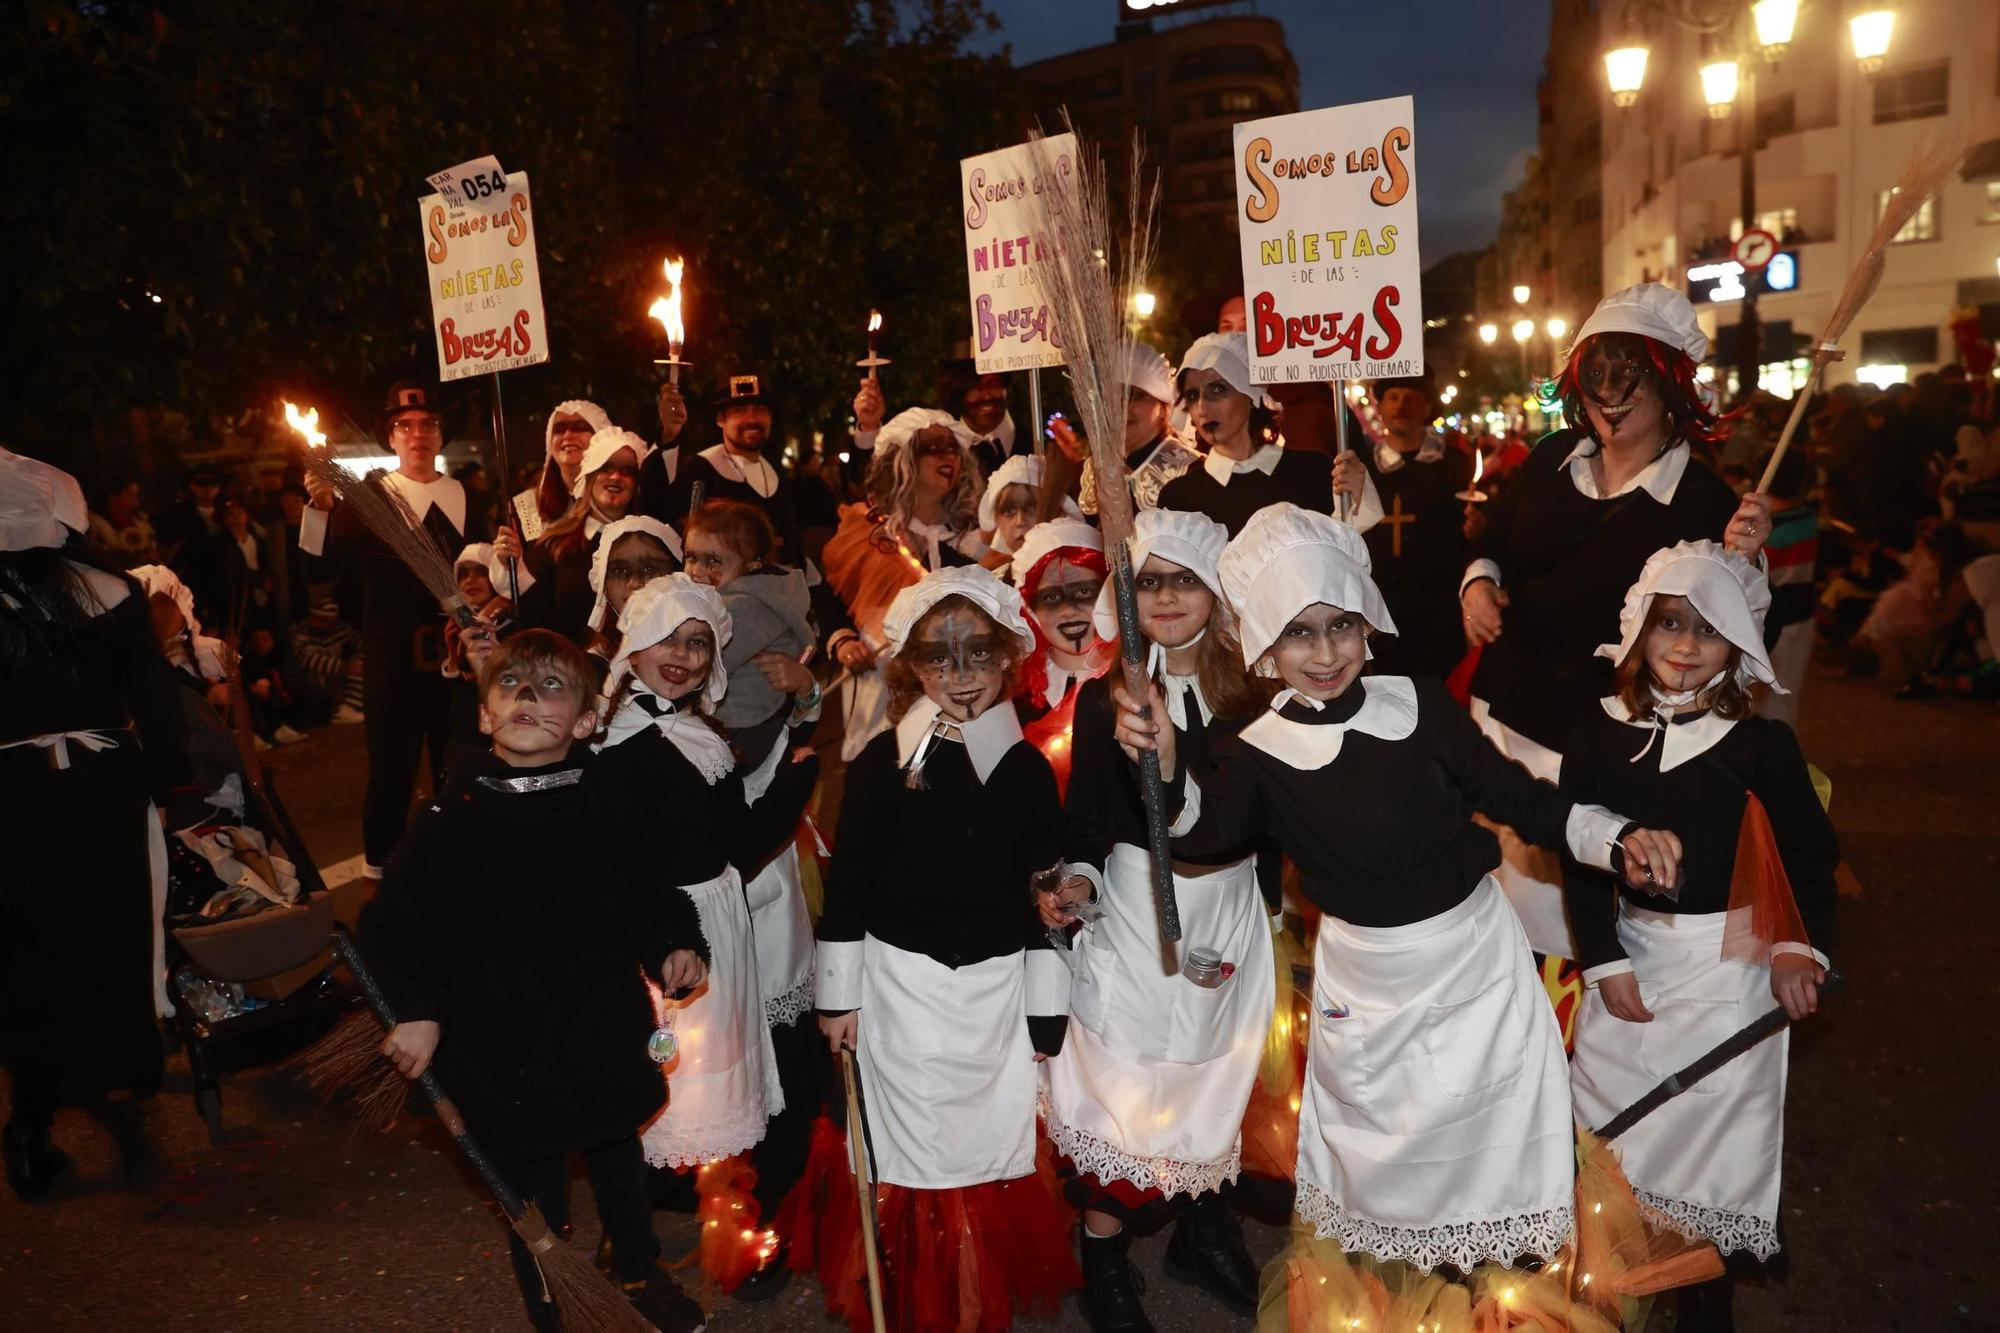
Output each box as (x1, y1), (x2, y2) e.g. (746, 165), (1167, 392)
(993, 484), (1037, 551)
(1268, 603), (1367, 701)
(1580, 335), (1667, 445)
(911, 605), (1007, 722)
(604, 533), (678, 614)
(630, 619), (715, 703)
(1028, 557), (1105, 657)
(1641, 593), (1734, 695)
(479, 664), (592, 764)
(1133, 555), (1214, 651)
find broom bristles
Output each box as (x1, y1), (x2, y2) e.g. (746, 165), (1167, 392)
(1824, 134), (1972, 347)
(293, 1006), (412, 1134)
(512, 1202), (657, 1333)
(296, 441), (466, 618)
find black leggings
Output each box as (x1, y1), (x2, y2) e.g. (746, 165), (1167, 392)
(360, 661), (453, 869)
(499, 1135), (659, 1315)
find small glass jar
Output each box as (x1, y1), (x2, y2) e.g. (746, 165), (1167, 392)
(1182, 946), (1224, 989)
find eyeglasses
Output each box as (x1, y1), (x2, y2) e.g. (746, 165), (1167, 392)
(1030, 579), (1103, 613)
(390, 417), (442, 436)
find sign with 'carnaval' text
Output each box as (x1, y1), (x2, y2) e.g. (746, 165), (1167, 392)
(1233, 97), (1422, 383)
(419, 156), (550, 382)
(960, 133), (1076, 374)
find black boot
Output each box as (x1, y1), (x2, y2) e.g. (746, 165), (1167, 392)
(3, 1118), (70, 1202)
(1676, 1273), (1737, 1332)
(1079, 1222), (1155, 1333)
(1164, 1190), (1261, 1314)
(99, 1099), (168, 1193)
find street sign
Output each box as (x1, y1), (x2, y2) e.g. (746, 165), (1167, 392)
(1232, 96), (1423, 383)
(959, 134), (1076, 374)
(1686, 250), (1801, 304)
(419, 158), (549, 382)
(1733, 228), (1779, 272)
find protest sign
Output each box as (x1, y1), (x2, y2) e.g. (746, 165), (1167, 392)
(1233, 97), (1422, 383)
(419, 157), (550, 382)
(960, 133), (1076, 374)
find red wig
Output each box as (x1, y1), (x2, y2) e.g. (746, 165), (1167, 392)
(1546, 331), (1729, 449)
(1016, 543), (1108, 705)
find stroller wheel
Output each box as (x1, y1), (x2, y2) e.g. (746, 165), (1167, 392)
(195, 1087), (225, 1145)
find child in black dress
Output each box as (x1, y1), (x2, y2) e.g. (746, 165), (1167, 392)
(1562, 539), (1838, 1331)
(360, 629), (709, 1332)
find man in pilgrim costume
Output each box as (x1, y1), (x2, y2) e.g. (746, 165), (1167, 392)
(660, 372), (805, 568)
(1114, 504), (1677, 1275)
(1458, 283), (1772, 958)
(1353, 370), (1476, 678)
(1155, 331), (1382, 537)
(301, 379), (468, 879)
(1075, 342), (1200, 518)
(1561, 540), (1837, 1328)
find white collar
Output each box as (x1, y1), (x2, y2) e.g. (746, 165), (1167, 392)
(894, 696), (1023, 784)
(1373, 433), (1444, 474)
(951, 412), (1016, 455)
(381, 470), (467, 534)
(902, 516), (962, 571)
(1161, 671), (1213, 731)
(1599, 692), (1739, 771)
(593, 682), (734, 784)
(1238, 676), (1419, 770)
(699, 443), (777, 498)
(1559, 438), (1689, 503)
(1201, 441), (1284, 486)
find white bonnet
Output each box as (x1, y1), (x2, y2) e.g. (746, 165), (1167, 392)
(1597, 539), (1780, 691)
(609, 573), (732, 711)
(1218, 503), (1396, 667)
(880, 565), (1036, 658)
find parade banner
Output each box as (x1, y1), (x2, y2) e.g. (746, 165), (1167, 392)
(1233, 96), (1422, 383)
(419, 156), (550, 382)
(960, 133), (1076, 374)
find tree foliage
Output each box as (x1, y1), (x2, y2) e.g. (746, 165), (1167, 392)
(1, 0), (1023, 477)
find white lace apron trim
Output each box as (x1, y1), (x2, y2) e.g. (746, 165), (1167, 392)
(1037, 1089), (1241, 1201)
(763, 976), (814, 1029)
(1295, 1177), (1574, 1273)
(1635, 1187), (1781, 1262)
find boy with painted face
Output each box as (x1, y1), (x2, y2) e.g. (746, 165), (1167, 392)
(1036, 509), (1278, 1329)
(359, 629), (710, 1333)
(1011, 519), (1118, 794)
(593, 577), (818, 1199)
(789, 566), (1080, 1333)
(1114, 504), (1680, 1290)
(1561, 542), (1837, 1331)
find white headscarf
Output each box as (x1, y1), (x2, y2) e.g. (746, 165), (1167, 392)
(575, 427), (653, 484)
(0, 448), (88, 552)
(1219, 503), (1396, 669)
(597, 574), (735, 782)
(543, 400), (612, 460)
(583, 516), (684, 632)
(880, 565), (1036, 658)
(1598, 540), (1781, 692)
(1178, 331), (1277, 409)
(977, 454), (1083, 534)
(1009, 517), (1103, 593)
(132, 563), (200, 638)
(1092, 507), (1230, 643)
(1574, 283), (1709, 363)
(455, 543), (537, 599)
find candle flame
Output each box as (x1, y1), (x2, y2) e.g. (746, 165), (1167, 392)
(867, 309), (882, 334)
(650, 256), (686, 350)
(283, 401), (326, 449)
(1470, 449), (1484, 485)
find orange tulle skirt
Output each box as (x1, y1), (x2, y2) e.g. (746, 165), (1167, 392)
(777, 1116), (1082, 1332)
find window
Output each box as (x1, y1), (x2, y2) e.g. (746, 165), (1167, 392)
(1756, 207), (1799, 239)
(1873, 60), (1950, 124)
(1169, 46), (1281, 81)
(1860, 326), (1938, 365)
(1218, 90), (1258, 114)
(1756, 93), (1795, 140)
(1983, 182), (2000, 224)
(1878, 189), (1939, 242)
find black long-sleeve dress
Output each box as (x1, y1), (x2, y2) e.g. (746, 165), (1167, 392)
(2, 568), (189, 1109)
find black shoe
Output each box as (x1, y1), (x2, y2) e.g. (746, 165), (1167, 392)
(732, 1242), (793, 1301)
(1164, 1191), (1260, 1314)
(3, 1119), (70, 1202)
(99, 1100), (168, 1193)
(1079, 1223), (1155, 1333)
(1676, 1274), (1737, 1333)
(622, 1264), (708, 1333)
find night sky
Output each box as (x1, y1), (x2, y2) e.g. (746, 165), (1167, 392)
(973, 0), (1552, 260)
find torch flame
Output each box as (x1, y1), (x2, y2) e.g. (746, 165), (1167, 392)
(868, 309), (882, 334)
(650, 256), (686, 351)
(283, 401), (326, 449)
(1470, 448), (1484, 485)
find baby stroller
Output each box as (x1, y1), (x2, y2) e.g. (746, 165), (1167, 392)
(161, 639), (345, 1143)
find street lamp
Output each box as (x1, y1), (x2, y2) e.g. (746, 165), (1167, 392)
(1699, 60), (1740, 118)
(1545, 316), (1568, 342)
(1511, 318), (1535, 344)
(1604, 45), (1648, 107)
(1849, 10), (1895, 72)
(1478, 322), (1499, 345)
(1512, 284), (1532, 305)
(1750, 0), (1797, 61)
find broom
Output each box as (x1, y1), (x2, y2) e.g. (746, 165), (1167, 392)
(330, 930), (653, 1333)
(284, 402), (477, 629)
(1755, 138), (1973, 494)
(1024, 117), (1181, 943)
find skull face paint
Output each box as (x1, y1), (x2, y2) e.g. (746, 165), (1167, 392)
(1028, 557), (1105, 658)
(1579, 334), (1668, 447)
(911, 603), (1008, 722)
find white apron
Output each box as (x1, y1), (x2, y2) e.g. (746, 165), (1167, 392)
(740, 735), (815, 1028)
(1570, 906), (1787, 1260)
(1469, 696), (1578, 959)
(857, 936), (1036, 1190)
(1297, 877), (1575, 1273)
(640, 865), (784, 1168)
(1041, 843), (1271, 1198)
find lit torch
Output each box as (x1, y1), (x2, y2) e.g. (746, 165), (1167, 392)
(856, 308), (890, 380)
(1455, 447), (1488, 503)
(649, 256), (689, 386)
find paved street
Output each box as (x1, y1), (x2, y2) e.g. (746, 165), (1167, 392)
(3, 669), (1994, 1331)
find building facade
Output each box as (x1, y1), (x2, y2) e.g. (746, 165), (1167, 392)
(1595, 0), (2000, 392)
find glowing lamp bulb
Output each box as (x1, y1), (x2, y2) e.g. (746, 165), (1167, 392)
(1545, 316), (1568, 341)
(1604, 45), (1649, 107)
(1478, 322), (1499, 345)
(1512, 284), (1532, 305)
(1752, 0), (1797, 59)
(1700, 61), (1740, 117)
(1850, 10), (1895, 71)
(1511, 318), (1535, 344)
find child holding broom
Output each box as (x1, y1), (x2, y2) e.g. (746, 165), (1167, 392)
(1562, 540), (1838, 1331)
(360, 628), (710, 1333)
